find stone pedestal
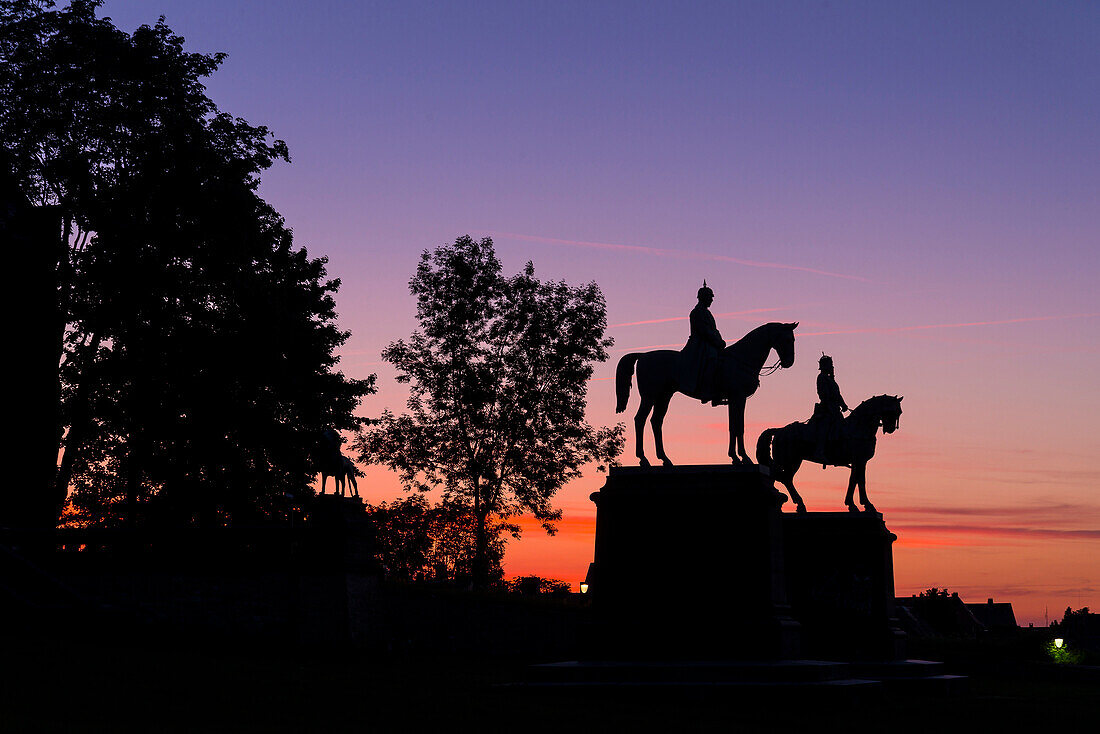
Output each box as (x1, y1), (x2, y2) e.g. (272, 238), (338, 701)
(584, 465), (800, 659)
(782, 512), (906, 660)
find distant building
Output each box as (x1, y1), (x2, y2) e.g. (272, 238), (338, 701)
(966, 597), (1018, 631)
(894, 592), (1018, 638)
(894, 592), (985, 638)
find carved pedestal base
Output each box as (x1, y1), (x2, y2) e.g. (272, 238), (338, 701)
(584, 465), (800, 659)
(782, 512), (906, 661)
(583, 465), (907, 662)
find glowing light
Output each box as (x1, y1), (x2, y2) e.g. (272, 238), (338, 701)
(1054, 638), (1064, 648)
(579, 582), (589, 594)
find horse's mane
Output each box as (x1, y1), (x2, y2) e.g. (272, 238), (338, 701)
(848, 394), (898, 423)
(725, 322), (785, 351)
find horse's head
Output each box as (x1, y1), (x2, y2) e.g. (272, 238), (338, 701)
(851, 394), (903, 433)
(882, 395), (903, 433)
(877, 395), (903, 433)
(773, 322), (798, 368)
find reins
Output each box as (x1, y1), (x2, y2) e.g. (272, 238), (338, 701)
(726, 325), (789, 379)
(759, 360), (783, 377)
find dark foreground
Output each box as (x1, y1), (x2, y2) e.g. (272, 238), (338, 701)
(1, 633), (1096, 733)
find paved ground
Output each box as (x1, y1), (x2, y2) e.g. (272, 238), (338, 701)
(1, 633), (1096, 733)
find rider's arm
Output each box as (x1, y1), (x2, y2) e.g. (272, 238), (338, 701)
(703, 313), (725, 349)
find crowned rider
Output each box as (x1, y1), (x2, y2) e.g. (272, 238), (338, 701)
(681, 281), (726, 406)
(812, 354), (848, 464)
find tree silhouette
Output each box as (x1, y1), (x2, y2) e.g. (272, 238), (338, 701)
(1, 1), (373, 527)
(358, 236), (623, 587)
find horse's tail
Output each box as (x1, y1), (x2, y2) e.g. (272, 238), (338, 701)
(756, 428), (778, 468)
(615, 353), (642, 413)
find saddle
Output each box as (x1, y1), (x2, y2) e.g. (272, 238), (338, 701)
(807, 404), (850, 467)
(677, 347), (727, 405)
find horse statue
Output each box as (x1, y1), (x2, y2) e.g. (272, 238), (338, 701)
(317, 429), (346, 495)
(616, 322), (798, 466)
(334, 455), (361, 498)
(756, 394), (903, 513)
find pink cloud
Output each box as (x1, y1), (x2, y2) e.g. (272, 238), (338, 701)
(610, 306), (795, 328)
(897, 524), (1100, 540)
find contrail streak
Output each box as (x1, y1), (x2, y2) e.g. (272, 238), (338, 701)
(613, 343), (683, 352)
(486, 231), (871, 282)
(799, 312), (1100, 337)
(610, 307), (792, 328)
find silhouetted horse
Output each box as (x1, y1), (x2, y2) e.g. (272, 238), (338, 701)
(756, 394), (903, 513)
(616, 322), (798, 466)
(334, 455), (360, 498)
(318, 429), (344, 495)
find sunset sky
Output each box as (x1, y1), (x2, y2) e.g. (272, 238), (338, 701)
(103, 0), (1099, 625)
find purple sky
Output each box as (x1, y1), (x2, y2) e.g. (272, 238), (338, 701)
(101, 1), (1100, 623)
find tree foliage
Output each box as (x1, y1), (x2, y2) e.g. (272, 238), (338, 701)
(1, 1), (373, 526)
(367, 495), (514, 585)
(358, 235), (622, 585)
(506, 576), (572, 596)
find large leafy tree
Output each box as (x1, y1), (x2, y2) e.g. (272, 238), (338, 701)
(1, 1), (373, 527)
(358, 236), (623, 587)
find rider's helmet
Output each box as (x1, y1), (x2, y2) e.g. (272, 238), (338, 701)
(697, 280), (714, 300)
(819, 353), (833, 371)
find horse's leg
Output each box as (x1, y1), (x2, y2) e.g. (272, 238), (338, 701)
(350, 474), (359, 498)
(320, 473), (328, 495)
(634, 396), (654, 467)
(844, 468), (859, 512)
(651, 392), (674, 466)
(727, 398), (739, 462)
(728, 396), (751, 464)
(784, 459), (807, 513)
(856, 462), (875, 512)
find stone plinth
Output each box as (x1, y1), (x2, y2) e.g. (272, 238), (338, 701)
(782, 512), (905, 660)
(585, 465), (800, 659)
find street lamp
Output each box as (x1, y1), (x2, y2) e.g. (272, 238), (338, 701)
(580, 562), (596, 595)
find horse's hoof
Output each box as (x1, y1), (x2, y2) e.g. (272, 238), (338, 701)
(796, 503), (808, 514)
(846, 503), (859, 513)
(863, 503), (878, 513)
(639, 457), (650, 467)
(661, 458), (674, 467)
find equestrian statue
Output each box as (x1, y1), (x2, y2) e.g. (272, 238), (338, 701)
(616, 282), (797, 466)
(756, 356), (902, 513)
(317, 429), (362, 497)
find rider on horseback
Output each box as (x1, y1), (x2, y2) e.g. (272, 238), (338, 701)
(811, 354), (848, 465)
(682, 281), (726, 406)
